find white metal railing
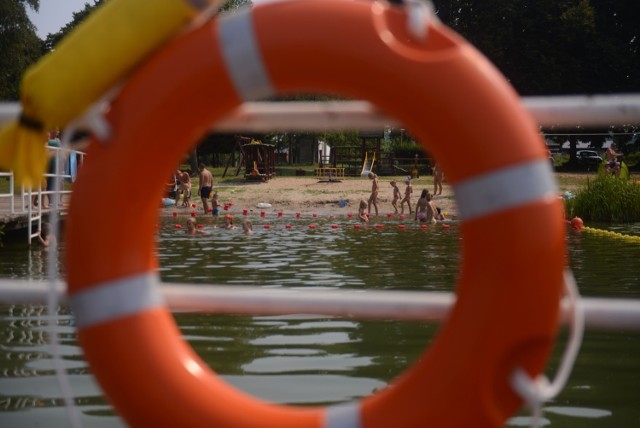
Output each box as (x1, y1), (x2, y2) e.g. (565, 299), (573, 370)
(0, 145), (85, 244)
(2, 94), (640, 133)
(1, 279), (639, 331)
(1, 94), (639, 428)
(0, 171), (16, 214)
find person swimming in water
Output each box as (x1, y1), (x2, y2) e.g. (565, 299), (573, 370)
(415, 189), (437, 224)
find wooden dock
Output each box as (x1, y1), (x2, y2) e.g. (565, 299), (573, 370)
(0, 193), (70, 242)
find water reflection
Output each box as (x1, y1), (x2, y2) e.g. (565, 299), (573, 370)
(158, 218), (461, 290)
(0, 217), (639, 426)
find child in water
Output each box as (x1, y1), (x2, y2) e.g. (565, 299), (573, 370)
(185, 218), (207, 235)
(211, 192), (220, 216)
(222, 214), (236, 229)
(415, 189), (437, 224)
(358, 200), (369, 223)
(37, 223), (57, 249)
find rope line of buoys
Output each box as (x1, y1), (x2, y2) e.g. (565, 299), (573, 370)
(180, 223), (455, 231)
(582, 226), (640, 243)
(567, 216), (640, 243)
(168, 207), (457, 232)
(168, 206), (457, 221)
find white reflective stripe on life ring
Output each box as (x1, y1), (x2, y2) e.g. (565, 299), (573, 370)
(454, 159), (557, 222)
(325, 402), (361, 428)
(70, 273), (164, 329)
(218, 8), (275, 101)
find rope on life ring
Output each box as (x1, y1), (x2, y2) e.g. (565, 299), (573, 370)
(66, 1), (565, 427)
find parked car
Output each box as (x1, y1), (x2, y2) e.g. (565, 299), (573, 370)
(576, 150), (602, 166)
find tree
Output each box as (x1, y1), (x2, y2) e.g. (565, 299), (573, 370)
(589, 0), (640, 93)
(434, 0), (638, 95)
(0, 0), (42, 100)
(43, 1), (103, 52)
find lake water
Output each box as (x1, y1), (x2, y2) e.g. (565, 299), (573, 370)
(0, 213), (639, 427)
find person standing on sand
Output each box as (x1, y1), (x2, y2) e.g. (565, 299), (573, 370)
(400, 176), (413, 214)
(367, 172), (379, 217)
(432, 161), (444, 196)
(178, 169), (192, 207)
(198, 163), (213, 214)
(390, 180), (401, 214)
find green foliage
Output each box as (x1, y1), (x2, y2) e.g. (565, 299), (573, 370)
(219, 0), (253, 13)
(0, 0), (43, 100)
(4, 0), (639, 101)
(624, 152), (640, 169)
(319, 131), (360, 147)
(566, 174), (640, 222)
(435, 0), (640, 95)
(388, 137), (421, 153)
(43, 1), (103, 51)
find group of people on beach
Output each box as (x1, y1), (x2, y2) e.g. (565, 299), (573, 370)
(174, 162), (446, 234)
(177, 164), (254, 235)
(360, 171), (444, 224)
(169, 163), (215, 211)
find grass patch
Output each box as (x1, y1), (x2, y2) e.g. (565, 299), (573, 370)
(555, 173), (591, 189)
(566, 174), (640, 222)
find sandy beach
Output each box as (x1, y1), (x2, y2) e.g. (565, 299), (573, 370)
(164, 176), (458, 218)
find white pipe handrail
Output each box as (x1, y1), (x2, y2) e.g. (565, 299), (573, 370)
(1, 94), (640, 132)
(1, 279), (639, 331)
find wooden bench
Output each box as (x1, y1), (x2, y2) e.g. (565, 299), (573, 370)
(315, 167), (345, 178)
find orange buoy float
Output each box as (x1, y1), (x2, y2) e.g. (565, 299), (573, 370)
(66, 1), (564, 427)
(570, 216), (584, 231)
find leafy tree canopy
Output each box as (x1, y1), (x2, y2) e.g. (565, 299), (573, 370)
(0, 0), (42, 99)
(3, 0), (638, 146)
(434, 0), (639, 95)
(43, 1), (103, 52)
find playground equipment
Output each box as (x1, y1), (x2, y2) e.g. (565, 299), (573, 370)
(360, 152), (376, 176)
(221, 136), (275, 181)
(243, 141), (275, 182)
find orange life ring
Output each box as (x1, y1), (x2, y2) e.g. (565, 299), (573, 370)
(66, 1), (565, 427)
